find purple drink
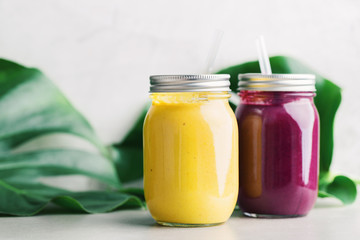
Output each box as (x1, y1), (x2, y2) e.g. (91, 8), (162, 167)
(236, 74), (319, 217)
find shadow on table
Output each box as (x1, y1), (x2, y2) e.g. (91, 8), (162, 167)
(118, 208), (247, 228)
(115, 210), (157, 227)
(116, 211), (239, 240)
(314, 198), (343, 209)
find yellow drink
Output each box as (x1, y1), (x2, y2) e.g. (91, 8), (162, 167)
(144, 91), (238, 227)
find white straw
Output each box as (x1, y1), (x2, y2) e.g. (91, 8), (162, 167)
(205, 30), (224, 73)
(256, 36), (272, 74)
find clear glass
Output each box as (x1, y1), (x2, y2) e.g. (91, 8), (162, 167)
(143, 92), (238, 227)
(235, 91), (319, 217)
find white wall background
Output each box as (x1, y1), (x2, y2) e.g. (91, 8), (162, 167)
(0, 0), (359, 177)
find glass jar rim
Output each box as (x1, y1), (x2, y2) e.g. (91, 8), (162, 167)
(238, 73), (316, 92)
(149, 74), (231, 93)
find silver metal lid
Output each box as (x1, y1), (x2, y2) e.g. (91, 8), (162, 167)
(238, 74), (316, 92)
(149, 74), (231, 92)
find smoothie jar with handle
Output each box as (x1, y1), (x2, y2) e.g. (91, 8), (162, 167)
(236, 74), (319, 217)
(143, 74), (238, 227)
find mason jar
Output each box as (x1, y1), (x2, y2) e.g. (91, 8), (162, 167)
(143, 74), (238, 227)
(236, 74), (319, 217)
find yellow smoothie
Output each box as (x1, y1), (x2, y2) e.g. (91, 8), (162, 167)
(143, 92), (238, 226)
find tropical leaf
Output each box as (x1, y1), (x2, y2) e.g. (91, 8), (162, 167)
(0, 58), (144, 216)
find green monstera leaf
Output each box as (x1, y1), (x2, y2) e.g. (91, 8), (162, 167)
(0, 180), (144, 216)
(217, 56), (357, 205)
(0, 60), (106, 154)
(0, 59), (144, 216)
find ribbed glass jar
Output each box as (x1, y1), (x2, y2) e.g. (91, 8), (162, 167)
(236, 74), (319, 217)
(144, 75), (238, 226)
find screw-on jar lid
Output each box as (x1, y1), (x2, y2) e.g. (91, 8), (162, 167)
(149, 74), (231, 92)
(238, 74), (316, 92)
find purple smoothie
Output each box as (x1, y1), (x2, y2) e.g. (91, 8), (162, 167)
(235, 91), (319, 217)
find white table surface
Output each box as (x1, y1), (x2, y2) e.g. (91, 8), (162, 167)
(0, 199), (359, 240)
